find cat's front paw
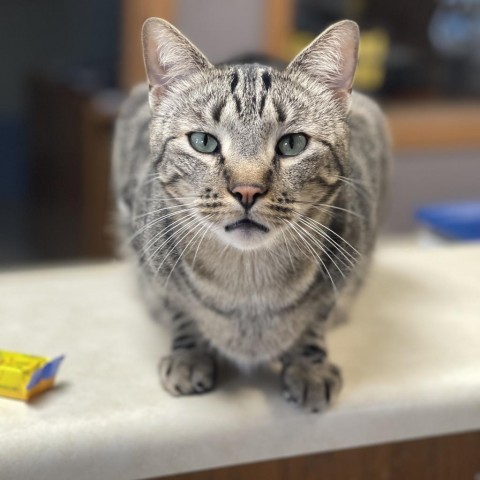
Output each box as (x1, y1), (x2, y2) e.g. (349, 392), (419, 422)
(281, 361), (342, 413)
(159, 350), (217, 396)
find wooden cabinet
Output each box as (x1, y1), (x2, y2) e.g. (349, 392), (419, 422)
(30, 77), (117, 259)
(151, 431), (480, 480)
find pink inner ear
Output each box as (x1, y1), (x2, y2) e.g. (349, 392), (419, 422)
(335, 34), (359, 93)
(287, 21), (359, 97)
(143, 28), (168, 88)
(142, 18), (212, 93)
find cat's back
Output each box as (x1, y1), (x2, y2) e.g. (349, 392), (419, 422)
(348, 92), (391, 212)
(112, 83), (150, 217)
(349, 91), (390, 171)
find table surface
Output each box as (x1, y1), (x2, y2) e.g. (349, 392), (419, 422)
(1, 243), (480, 480)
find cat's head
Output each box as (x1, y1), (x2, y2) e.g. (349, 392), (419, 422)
(142, 18), (359, 251)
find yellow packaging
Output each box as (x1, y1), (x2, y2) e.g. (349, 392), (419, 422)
(0, 351), (64, 401)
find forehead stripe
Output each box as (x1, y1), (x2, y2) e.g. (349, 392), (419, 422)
(230, 71), (239, 93)
(212, 98), (226, 122)
(259, 94), (267, 117)
(261, 71), (272, 91)
(274, 101), (286, 123)
(233, 95), (242, 114)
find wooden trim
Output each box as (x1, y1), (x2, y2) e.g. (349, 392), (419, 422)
(148, 430), (480, 480)
(81, 101), (115, 257)
(386, 102), (480, 151)
(264, 0), (295, 60)
(120, 0), (176, 91)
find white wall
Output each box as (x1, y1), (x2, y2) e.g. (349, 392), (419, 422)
(386, 149), (480, 232)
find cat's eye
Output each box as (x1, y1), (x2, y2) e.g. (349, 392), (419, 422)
(276, 133), (307, 157)
(189, 132), (219, 154)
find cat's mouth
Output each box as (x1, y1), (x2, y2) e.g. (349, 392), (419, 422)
(224, 218), (269, 233)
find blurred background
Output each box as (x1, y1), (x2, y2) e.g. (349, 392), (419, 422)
(1, 0), (479, 268)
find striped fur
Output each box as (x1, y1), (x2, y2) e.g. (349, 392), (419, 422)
(112, 18), (391, 411)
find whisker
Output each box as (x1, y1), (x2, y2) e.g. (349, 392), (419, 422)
(141, 176), (161, 188)
(296, 214), (358, 266)
(133, 201), (197, 220)
(300, 213), (362, 258)
(282, 221), (311, 260)
(149, 195), (200, 201)
(219, 242), (230, 257)
(335, 176), (371, 201)
(337, 175), (370, 186)
(155, 217), (207, 280)
(128, 207), (196, 243)
(285, 219), (338, 296)
(295, 201), (365, 220)
(294, 220), (346, 278)
(296, 218), (352, 272)
(165, 217), (213, 286)
(191, 223), (213, 270)
(140, 212), (197, 260)
(144, 213), (201, 269)
(281, 228), (295, 271)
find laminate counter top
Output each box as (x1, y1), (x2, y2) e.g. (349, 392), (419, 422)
(1, 243), (479, 480)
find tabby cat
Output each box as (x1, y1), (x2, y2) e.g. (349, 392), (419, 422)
(112, 18), (391, 412)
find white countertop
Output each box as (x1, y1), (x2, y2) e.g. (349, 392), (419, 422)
(1, 243), (480, 480)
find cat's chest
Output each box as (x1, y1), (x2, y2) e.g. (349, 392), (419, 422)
(182, 251), (317, 313)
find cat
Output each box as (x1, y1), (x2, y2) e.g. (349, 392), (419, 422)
(112, 17), (391, 412)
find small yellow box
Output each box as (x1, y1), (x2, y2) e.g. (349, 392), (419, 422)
(0, 351), (64, 401)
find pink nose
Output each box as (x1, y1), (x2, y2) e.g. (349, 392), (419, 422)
(231, 184), (266, 210)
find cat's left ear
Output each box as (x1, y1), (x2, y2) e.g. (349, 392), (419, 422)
(142, 18), (212, 106)
(287, 20), (360, 100)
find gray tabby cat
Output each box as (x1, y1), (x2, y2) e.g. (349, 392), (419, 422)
(112, 18), (391, 412)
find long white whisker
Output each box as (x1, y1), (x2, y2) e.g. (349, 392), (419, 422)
(128, 207), (196, 243)
(300, 216), (357, 268)
(140, 212), (197, 259)
(219, 242), (230, 257)
(300, 213), (362, 258)
(154, 216), (206, 279)
(337, 175), (370, 186)
(280, 228), (295, 271)
(294, 220), (346, 278)
(285, 220), (338, 296)
(192, 223), (213, 270)
(335, 176), (370, 201)
(149, 195), (199, 201)
(165, 218), (212, 286)
(140, 176), (161, 188)
(145, 214), (201, 269)
(133, 201), (197, 220)
(312, 203), (365, 220)
(282, 221), (311, 260)
(297, 216), (356, 269)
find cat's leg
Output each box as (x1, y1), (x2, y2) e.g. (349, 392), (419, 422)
(280, 322), (342, 412)
(159, 312), (217, 396)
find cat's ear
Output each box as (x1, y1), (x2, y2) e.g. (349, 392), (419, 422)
(142, 18), (212, 102)
(287, 20), (359, 99)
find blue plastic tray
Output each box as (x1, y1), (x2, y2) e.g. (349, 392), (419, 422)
(415, 201), (480, 241)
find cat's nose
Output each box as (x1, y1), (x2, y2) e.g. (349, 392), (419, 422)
(231, 184), (267, 210)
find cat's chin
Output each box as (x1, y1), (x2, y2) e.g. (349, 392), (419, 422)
(216, 222), (273, 251)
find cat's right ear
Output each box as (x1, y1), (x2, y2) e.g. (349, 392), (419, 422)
(142, 18), (212, 107)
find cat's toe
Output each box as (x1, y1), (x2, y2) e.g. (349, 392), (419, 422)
(159, 350), (216, 396)
(281, 361), (342, 413)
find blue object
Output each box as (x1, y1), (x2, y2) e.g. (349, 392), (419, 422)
(26, 356), (65, 391)
(416, 201), (480, 241)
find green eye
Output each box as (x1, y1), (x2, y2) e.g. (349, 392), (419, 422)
(277, 133), (307, 157)
(189, 132), (219, 154)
